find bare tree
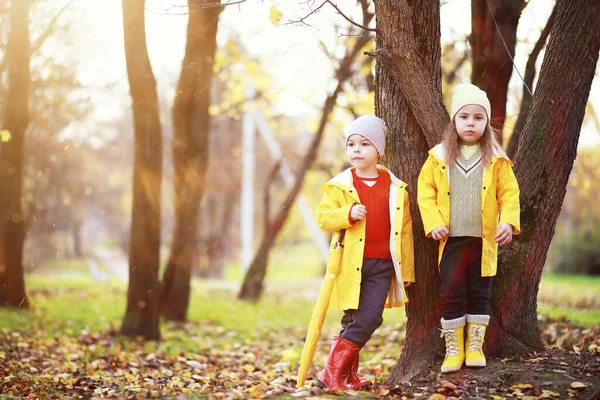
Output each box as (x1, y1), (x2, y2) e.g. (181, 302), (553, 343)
(0, 0), (31, 308)
(238, 4), (374, 301)
(471, 0), (526, 141)
(120, 0), (163, 340)
(160, 0), (222, 322)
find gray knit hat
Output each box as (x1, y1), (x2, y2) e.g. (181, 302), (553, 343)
(344, 115), (387, 156)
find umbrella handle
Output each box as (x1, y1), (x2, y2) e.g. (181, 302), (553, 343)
(334, 229), (346, 249)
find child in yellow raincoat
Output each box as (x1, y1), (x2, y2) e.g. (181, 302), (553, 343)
(314, 115), (415, 390)
(417, 83), (520, 373)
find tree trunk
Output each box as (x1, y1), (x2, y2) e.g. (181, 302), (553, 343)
(471, 0), (525, 141)
(160, 0), (222, 322)
(237, 23), (373, 301)
(487, 0), (600, 356)
(374, 0), (447, 382)
(120, 0), (163, 340)
(506, 6), (555, 158)
(0, 0), (30, 309)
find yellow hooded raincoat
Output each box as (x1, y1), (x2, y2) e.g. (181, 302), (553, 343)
(417, 143), (520, 277)
(316, 166), (415, 311)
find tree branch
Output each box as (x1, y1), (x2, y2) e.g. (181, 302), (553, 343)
(507, 4), (556, 158)
(30, 0), (75, 56)
(287, 0), (376, 32)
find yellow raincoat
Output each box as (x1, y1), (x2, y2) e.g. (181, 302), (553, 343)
(316, 166), (415, 310)
(417, 143), (520, 277)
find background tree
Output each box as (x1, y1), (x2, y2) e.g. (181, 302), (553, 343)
(120, 0), (163, 340)
(0, 0), (31, 308)
(471, 0), (525, 140)
(160, 0), (223, 322)
(238, 1), (375, 301)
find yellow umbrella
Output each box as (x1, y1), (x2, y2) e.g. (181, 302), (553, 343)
(297, 229), (346, 388)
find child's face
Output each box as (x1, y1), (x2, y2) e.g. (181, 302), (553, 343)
(454, 104), (487, 144)
(346, 134), (379, 170)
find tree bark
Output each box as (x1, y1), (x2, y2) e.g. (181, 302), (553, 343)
(0, 0), (31, 309)
(237, 22), (373, 301)
(160, 0), (222, 322)
(374, 0), (446, 382)
(488, 0), (600, 356)
(120, 0), (163, 340)
(506, 6), (555, 159)
(471, 0), (525, 142)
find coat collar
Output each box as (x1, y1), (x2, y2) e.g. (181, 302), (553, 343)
(325, 165), (406, 190)
(429, 143), (512, 166)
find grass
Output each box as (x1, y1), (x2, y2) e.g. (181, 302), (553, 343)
(2, 245), (598, 348)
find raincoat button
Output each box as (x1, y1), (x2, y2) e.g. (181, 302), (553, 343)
(442, 166), (445, 169)
(356, 268), (360, 271)
(483, 186), (486, 190)
(359, 238), (363, 241)
(395, 232), (399, 235)
(349, 190), (353, 193)
(447, 192), (450, 195)
(397, 207), (400, 210)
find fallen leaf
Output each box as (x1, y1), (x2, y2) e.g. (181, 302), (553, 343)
(511, 383), (533, 390)
(541, 389), (561, 398)
(570, 382), (587, 390)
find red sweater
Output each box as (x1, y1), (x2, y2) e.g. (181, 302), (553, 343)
(351, 169), (392, 260)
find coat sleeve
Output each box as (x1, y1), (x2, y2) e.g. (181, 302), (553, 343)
(315, 185), (355, 233)
(497, 159), (521, 235)
(417, 156), (446, 237)
(401, 188), (415, 282)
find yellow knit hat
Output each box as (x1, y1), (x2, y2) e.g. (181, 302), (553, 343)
(450, 83), (491, 120)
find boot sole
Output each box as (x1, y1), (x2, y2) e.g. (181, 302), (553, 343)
(465, 361), (486, 367)
(441, 366), (462, 373)
(316, 380), (327, 389)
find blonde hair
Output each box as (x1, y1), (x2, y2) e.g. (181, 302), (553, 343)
(441, 119), (503, 166)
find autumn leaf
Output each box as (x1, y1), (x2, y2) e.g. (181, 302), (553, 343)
(541, 389), (561, 398)
(570, 381), (587, 389)
(0, 129), (11, 142)
(269, 5), (283, 27)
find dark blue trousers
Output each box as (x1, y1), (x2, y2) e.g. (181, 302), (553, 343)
(439, 236), (491, 320)
(339, 258), (394, 348)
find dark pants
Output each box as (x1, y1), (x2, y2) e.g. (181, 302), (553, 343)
(339, 258), (394, 348)
(440, 236), (491, 320)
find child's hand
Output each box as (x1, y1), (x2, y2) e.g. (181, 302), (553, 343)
(431, 226), (449, 241)
(495, 223), (513, 246)
(350, 204), (367, 222)
(403, 281), (412, 288)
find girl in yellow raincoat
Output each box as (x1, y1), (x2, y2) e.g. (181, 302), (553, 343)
(313, 115), (415, 390)
(417, 83), (520, 373)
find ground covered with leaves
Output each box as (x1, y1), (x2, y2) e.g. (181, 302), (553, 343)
(0, 313), (598, 399)
(1, 274), (599, 399)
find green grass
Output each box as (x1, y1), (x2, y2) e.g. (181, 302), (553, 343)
(35, 257), (111, 275)
(2, 246), (598, 347)
(538, 272), (600, 327)
(223, 242), (324, 282)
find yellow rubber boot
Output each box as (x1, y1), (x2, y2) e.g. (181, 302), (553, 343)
(465, 315), (489, 367)
(440, 317), (465, 373)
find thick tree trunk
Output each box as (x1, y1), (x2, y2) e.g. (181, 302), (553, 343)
(471, 0), (525, 141)
(0, 0), (30, 309)
(506, 7), (555, 159)
(488, 0), (600, 356)
(374, 0), (446, 382)
(237, 25), (372, 301)
(120, 0), (163, 340)
(160, 0), (221, 322)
